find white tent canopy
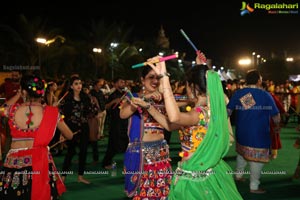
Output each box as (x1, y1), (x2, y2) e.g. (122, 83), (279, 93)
(289, 75), (300, 82)
(217, 70), (237, 81)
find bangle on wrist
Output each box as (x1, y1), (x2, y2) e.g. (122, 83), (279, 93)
(158, 72), (170, 79)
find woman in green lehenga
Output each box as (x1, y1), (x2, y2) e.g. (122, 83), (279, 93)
(144, 54), (243, 200)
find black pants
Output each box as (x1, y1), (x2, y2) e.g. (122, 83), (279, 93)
(62, 125), (89, 176)
(49, 129), (62, 156)
(102, 126), (128, 167)
(90, 141), (99, 162)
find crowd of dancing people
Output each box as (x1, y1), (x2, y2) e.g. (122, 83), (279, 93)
(0, 51), (300, 199)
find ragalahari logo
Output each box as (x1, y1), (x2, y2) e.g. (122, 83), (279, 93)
(240, 2), (255, 16)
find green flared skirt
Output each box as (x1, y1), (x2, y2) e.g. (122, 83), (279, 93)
(168, 159), (243, 200)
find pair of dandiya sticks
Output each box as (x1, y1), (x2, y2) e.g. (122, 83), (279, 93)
(119, 29), (204, 110)
(131, 29), (206, 69)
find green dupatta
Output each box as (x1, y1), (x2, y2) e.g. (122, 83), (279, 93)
(168, 70), (243, 200)
(182, 70), (230, 171)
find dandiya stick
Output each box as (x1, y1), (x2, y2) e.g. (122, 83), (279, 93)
(123, 87), (134, 98)
(180, 29), (198, 52)
(180, 29), (207, 63)
(132, 54), (178, 68)
(124, 90), (143, 113)
(57, 91), (69, 105)
(112, 91), (128, 109)
(289, 106), (300, 116)
(50, 130), (79, 149)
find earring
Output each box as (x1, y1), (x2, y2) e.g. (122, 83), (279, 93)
(142, 86), (145, 100)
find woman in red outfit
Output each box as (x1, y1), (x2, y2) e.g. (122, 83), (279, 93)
(269, 92), (285, 158)
(263, 82), (285, 158)
(0, 74), (73, 200)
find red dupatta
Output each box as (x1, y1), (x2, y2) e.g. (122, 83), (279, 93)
(31, 106), (65, 200)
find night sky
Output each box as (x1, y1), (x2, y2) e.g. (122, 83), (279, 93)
(1, 1), (300, 65)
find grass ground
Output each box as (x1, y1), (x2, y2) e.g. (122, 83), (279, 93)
(54, 122), (300, 200)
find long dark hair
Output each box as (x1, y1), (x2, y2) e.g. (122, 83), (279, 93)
(140, 65), (153, 79)
(185, 64), (209, 96)
(67, 76), (89, 103)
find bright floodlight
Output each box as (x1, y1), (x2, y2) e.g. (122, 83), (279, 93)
(110, 43), (119, 48)
(36, 38), (46, 44)
(238, 58), (251, 65)
(93, 48), (102, 53)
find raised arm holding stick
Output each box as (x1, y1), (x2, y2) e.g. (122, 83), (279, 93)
(180, 29), (207, 64)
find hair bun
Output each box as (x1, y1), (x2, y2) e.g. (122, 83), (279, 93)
(21, 75), (46, 98)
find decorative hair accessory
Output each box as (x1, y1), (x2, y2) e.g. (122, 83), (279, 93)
(27, 77), (46, 95)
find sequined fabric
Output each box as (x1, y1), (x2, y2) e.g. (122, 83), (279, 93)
(131, 140), (172, 200)
(0, 155), (60, 200)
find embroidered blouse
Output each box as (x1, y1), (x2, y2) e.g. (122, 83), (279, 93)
(143, 102), (166, 135)
(178, 105), (209, 157)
